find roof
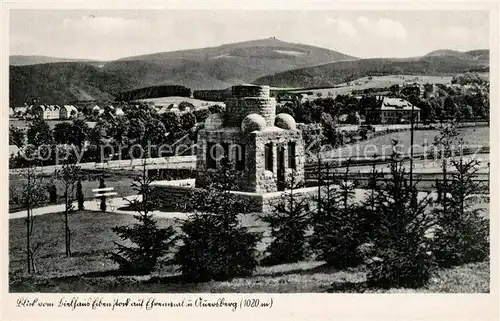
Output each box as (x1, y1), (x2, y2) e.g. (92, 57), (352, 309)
(62, 105), (78, 113)
(35, 105), (60, 112)
(381, 97), (420, 111)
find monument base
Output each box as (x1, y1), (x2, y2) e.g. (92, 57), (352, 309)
(151, 179), (319, 213)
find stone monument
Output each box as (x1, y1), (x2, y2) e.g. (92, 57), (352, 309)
(196, 84), (305, 193)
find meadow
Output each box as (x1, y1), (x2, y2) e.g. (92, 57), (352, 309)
(9, 210), (489, 293)
(289, 74), (455, 96)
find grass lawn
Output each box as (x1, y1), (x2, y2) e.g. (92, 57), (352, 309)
(9, 169), (140, 213)
(9, 210), (489, 293)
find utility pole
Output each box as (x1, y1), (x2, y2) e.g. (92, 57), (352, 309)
(409, 102), (415, 187)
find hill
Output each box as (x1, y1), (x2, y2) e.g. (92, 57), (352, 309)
(253, 54), (489, 88)
(9, 55), (103, 66)
(104, 37), (357, 89)
(425, 49), (489, 62)
(9, 38), (356, 105)
(9, 62), (137, 106)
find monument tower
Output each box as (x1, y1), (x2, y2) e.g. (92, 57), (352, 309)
(195, 84), (305, 193)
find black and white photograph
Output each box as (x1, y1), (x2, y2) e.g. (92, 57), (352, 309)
(3, 3), (496, 308)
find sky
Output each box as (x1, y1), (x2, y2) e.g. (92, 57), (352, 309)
(10, 10), (490, 61)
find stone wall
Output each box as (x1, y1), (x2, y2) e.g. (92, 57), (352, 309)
(253, 129), (305, 193)
(225, 97), (276, 127)
(232, 85), (270, 98)
(195, 128), (257, 192)
(152, 182), (319, 214)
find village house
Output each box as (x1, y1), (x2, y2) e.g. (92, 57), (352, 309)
(59, 105), (78, 119)
(32, 105), (60, 120)
(367, 97), (420, 124)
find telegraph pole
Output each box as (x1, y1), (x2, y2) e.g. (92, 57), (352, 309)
(409, 102), (415, 187)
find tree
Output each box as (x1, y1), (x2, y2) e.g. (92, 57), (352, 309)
(9, 126), (25, 147)
(27, 118), (53, 147)
(20, 166), (47, 273)
(365, 156), (435, 289)
(53, 122), (74, 145)
(55, 162), (83, 257)
(144, 118), (167, 146)
(310, 164), (366, 267)
(71, 119), (90, 150)
(432, 149), (489, 267)
(160, 112), (182, 142)
(110, 161), (177, 275)
(260, 172), (311, 265)
(181, 111), (197, 131)
(443, 96), (457, 119)
(174, 159), (260, 282)
(346, 111), (361, 124)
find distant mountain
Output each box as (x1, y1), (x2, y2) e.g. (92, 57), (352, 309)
(105, 37), (357, 89)
(9, 38), (356, 105)
(425, 49), (489, 61)
(10, 55), (104, 66)
(254, 54), (489, 88)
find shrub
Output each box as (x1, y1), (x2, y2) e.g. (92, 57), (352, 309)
(174, 159), (260, 282)
(76, 179), (84, 210)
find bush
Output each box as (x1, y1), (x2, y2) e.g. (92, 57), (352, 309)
(76, 179), (84, 210)
(174, 160), (260, 282)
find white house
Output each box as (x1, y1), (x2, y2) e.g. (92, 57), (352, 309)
(32, 105), (60, 120)
(367, 97), (420, 124)
(59, 105), (78, 119)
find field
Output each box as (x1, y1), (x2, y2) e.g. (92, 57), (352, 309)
(9, 211), (489, 293)
(136, 96), (225, 108)
(289, 74), (454, 96)
(324, 126), (489, 159)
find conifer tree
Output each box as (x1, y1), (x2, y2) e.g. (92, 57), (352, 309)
(110, 160), (177, 275)
(365, 156), (435, 289)
(175, 158), (260, 282)
(432, 143), (489, 267)
(310, 163), (365, 267)
(260, 171), (311, 265)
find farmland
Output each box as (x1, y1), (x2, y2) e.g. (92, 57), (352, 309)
(136, 96), (225, 108)
(287, 74), (455, 96)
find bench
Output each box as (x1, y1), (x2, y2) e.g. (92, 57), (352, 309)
(92, 187), (118, 212)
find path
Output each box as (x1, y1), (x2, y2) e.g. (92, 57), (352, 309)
(9, 195), (189, 220)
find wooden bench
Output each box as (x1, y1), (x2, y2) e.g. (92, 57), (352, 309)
(92, 187), (118, 212)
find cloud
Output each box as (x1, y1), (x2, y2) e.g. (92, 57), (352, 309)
(62, 15), (150, 35)
(357, 16), (369, 26)
(337, 19), (357, 37)
(374, 18), (407, 40)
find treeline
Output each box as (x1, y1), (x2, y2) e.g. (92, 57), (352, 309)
(116, 85), (192, 101)
(9, 105), (224, 169)
(192, 89), (230, 102)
